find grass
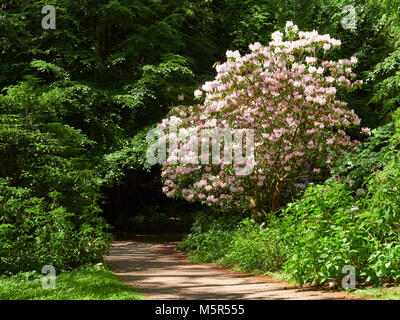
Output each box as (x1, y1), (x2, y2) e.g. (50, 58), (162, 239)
(354, 286), (400, 300)
(0, 264), (145, 300)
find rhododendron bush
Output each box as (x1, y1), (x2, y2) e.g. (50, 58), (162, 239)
(156, 22), (365, 214)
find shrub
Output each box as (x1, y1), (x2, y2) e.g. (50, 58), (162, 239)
(180, 178), (400, 287)
(179, 212), (288, 272)
(366, 152), (400, 240)
(0, 80), (112, 274)
(158, 22), (365, 214)
(0, 179), (112, 274)
(282, 182), (400, 286)
(224, 218), (288, 272)
(327, 122), (395, 190)
(178, 212), (242, 263)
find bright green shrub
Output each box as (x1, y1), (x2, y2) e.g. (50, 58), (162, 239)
(391, 108), (400, 147)
(180, 176), (400, 287)
(282, 182), (400, 286)
(223, 218), (288, 272)
(179, 212), (288, 272)
(365, 151), (400, 241)
(0, 80), (112, 274)
(178, 212), (242, 263)
(0, 179), (111, 274)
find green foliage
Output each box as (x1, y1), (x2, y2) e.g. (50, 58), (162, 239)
(327, 123), (395, 190)
(282, 181), (400, 286)
(0, 180), (111, 274)
(2, 0), (400, 282)
(178, 212), (242, 263)
(328, 98), (400, 190)
(366, 0), (400, 117)
(181, 176), (400, 287)
(223, 218), (288, 273)
(391, 107), (400, 146)
(282, 184), (366, 286)
(369, 48), (400, 114)
(101, 126), (155, 186)
(367, 152), (400, 235)
(179, 212), (288, 272)
(0, 76), (111, 274)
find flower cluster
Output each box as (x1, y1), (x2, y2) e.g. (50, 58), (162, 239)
(157, 22), (366, 213)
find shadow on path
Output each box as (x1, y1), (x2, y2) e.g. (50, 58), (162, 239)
(106, 241), (359, 300)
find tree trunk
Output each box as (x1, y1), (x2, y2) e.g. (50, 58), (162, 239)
(271, 179), (283, 212)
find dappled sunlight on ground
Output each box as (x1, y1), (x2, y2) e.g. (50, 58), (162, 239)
(106, 241), (359, 300)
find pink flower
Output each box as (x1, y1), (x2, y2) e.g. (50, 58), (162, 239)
(323, 43), (331, 51)
(306, 56), (317, 64)
(194, 90), (202, 97)
(159, 23), (361, 213)
(351, 56), (358, 64)
(186, 194), (194, 201)
(309, 66), (317, 73)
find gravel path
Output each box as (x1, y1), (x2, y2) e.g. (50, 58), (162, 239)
(106, 241), (359, 300)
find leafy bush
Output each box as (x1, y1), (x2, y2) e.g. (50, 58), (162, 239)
(0, 80), (112, 274)
(391, 107), (400, 147)
(223, 218), (288, 272)
(282, 182), (400, 286)
(367, 152), (400, 238)
(178, 212), (242, 263)
(0, 179), (112, 274)
(327, 122), (395, 190)
(181, 176), (400, 287)
(179, 212), (288, 271)
(282, 183), (366, 285)
(159, 22), (364, 214)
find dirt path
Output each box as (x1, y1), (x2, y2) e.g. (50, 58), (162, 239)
(106, 240), (359, 300)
